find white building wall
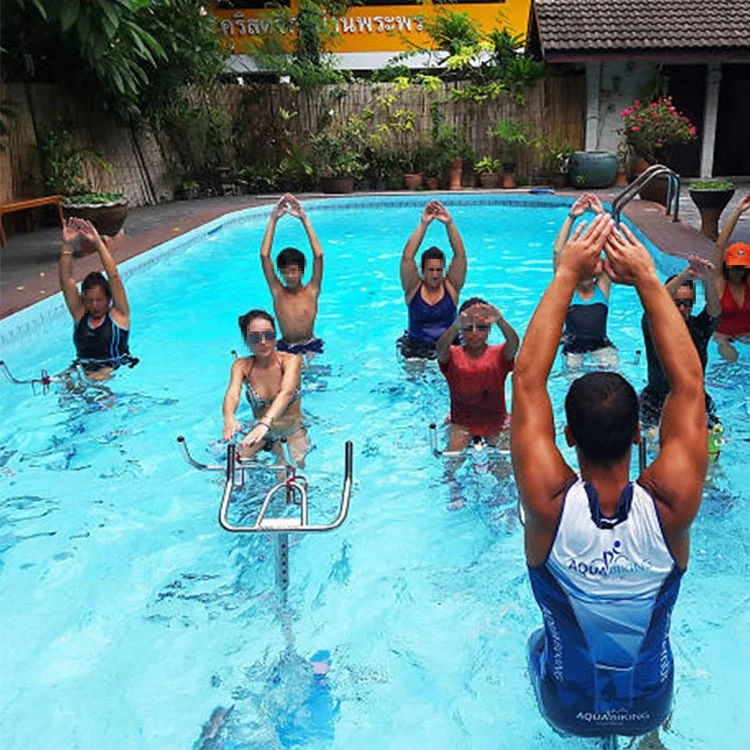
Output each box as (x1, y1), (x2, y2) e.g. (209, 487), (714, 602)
(585, 60), (659, 153)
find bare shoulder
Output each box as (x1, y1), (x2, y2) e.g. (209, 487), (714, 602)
(232, 356), (253, 377)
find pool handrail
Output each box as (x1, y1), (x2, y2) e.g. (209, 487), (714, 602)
(218, 441), (354, 534)
(612, 164), (681, 225)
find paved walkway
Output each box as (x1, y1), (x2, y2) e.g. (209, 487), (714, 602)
(2, 185), (749, 319)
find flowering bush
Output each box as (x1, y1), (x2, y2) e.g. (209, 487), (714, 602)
(619, 96), (697, 163)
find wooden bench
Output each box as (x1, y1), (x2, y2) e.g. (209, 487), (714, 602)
(0, 195), (64, 246)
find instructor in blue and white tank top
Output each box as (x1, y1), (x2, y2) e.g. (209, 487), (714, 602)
(397, 200), (467, 360)
(554, 194), (618, 369)
(511, 215), (708, 740)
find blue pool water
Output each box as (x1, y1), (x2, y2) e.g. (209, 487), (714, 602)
(1, 195), (749, 749)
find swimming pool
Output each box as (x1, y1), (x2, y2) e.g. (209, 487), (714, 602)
(1, 195), (748, 749)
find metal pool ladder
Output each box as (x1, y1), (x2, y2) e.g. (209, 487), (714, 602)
(611, 164), (681, 225)
(177, 437), (353, 600)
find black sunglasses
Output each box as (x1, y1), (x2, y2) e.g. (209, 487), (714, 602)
(462, 323), (491, 332)
(674, 299), (694, 308)
(247, 331), (276, 344)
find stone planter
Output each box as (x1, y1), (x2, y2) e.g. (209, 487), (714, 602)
(320, 176), (355, 194)
(568, 151), (618, 189)
(62, 198), (129, 237)
(689, 187), (735, 241)
(478, 172), (499, 189)
(404, 173), (423, 190)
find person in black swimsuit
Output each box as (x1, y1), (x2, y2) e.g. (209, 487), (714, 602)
(58, 217), (133, 380)
(397, 200), (467, 359)
(222, 309), (308, 466)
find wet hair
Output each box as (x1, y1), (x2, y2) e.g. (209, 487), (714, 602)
(565, 372), (639, 465)
(238, 309), (276, 338)
(81, 272), (111, 299)
(459, 296), (488, 313)
(421, 246), (445, 272)
(276, 247), (306, 274)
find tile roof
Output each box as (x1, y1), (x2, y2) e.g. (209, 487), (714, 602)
(533, 0), (750, 55)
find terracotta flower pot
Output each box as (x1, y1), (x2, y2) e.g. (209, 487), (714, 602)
(478, 172), (499, 189)
(425, 176), (439, 190)
(502, 171), (516, 189)
(448, 158), (463, 190)
(404, 173), (423, 190)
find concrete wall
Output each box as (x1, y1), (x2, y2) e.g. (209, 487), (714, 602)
(585, 60), (659, 153)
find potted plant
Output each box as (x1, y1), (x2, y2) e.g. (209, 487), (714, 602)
(689, 180), (735, 240)
(434, 125), (472, 190)
(310, 118), (366, 194)
(489, 120), (531, 188)
(400, 147), (424, 190)
(537, 136), (574, 190)
(474, 156), (500, 189)
(38, 123), (128, 237)
(179, 179), (200, 200)
(619, 96), (697, 204)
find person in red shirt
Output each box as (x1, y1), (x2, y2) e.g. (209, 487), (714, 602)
(437, 297), (520, 451)
(711, 194), (750, 361)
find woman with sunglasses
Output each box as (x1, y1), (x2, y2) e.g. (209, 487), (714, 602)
(436, 297), (520, 453)
(639, 256), (721, 435)
(222, 309), (309, 466)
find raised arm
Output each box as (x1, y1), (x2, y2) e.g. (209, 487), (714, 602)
(287, 195), (324, 293)
(400, 204), (432, 297)
(604, 226), (707, 533)
(512, 215), (612, 536)
(260, 197), (288, 295)
(241, 354), (302, 448)
(553, 195), (589, 269)
(436, 316), (461, 364)
(432, 202), (467, 294)
(222, 359), (246, 441)
(73, 218), (130, 322)
(710, 194), (750, 278)
(666, 256), (721, 318)
(494, 308), (520, 361)
(58, 220), (85, 321)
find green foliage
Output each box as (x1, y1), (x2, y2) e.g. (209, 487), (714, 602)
(474, 156), (500, 174)
(249, 0), (354, 90)
(37, 124), (113, 196)
(434, 124), (473, 164)
(489, 119), (532, 164)
(64, 192), (126, 205)
(310, 115), (368, 179)
(392, 15), (544, 102)
(2, 0), (226, 123)
(536, 134), (576, 173)
(157, 100), (231, 178)
(690, 180), (734, 190)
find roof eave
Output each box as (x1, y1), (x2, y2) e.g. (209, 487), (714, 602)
(542, 49), (750, 64)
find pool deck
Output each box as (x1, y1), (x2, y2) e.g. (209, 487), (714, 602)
(1, 186), (749, 320)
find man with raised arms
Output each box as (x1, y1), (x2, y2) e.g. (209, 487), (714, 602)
(397, 200), (467, 360)
(511, 215), (708, 739)
(260, 194), (324, 361)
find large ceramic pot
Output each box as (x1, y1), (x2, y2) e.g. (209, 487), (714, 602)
(478, 172), (500, 189)
(62, 198), (129, 237)
(689, 186), (735, 240)
(567, 151), (618, 189)
(320, 176), (355, 194)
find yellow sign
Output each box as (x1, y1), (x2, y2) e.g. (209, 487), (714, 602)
(213, 1), (531, 57)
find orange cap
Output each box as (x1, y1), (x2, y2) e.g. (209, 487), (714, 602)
(726, 242), (750, 267)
